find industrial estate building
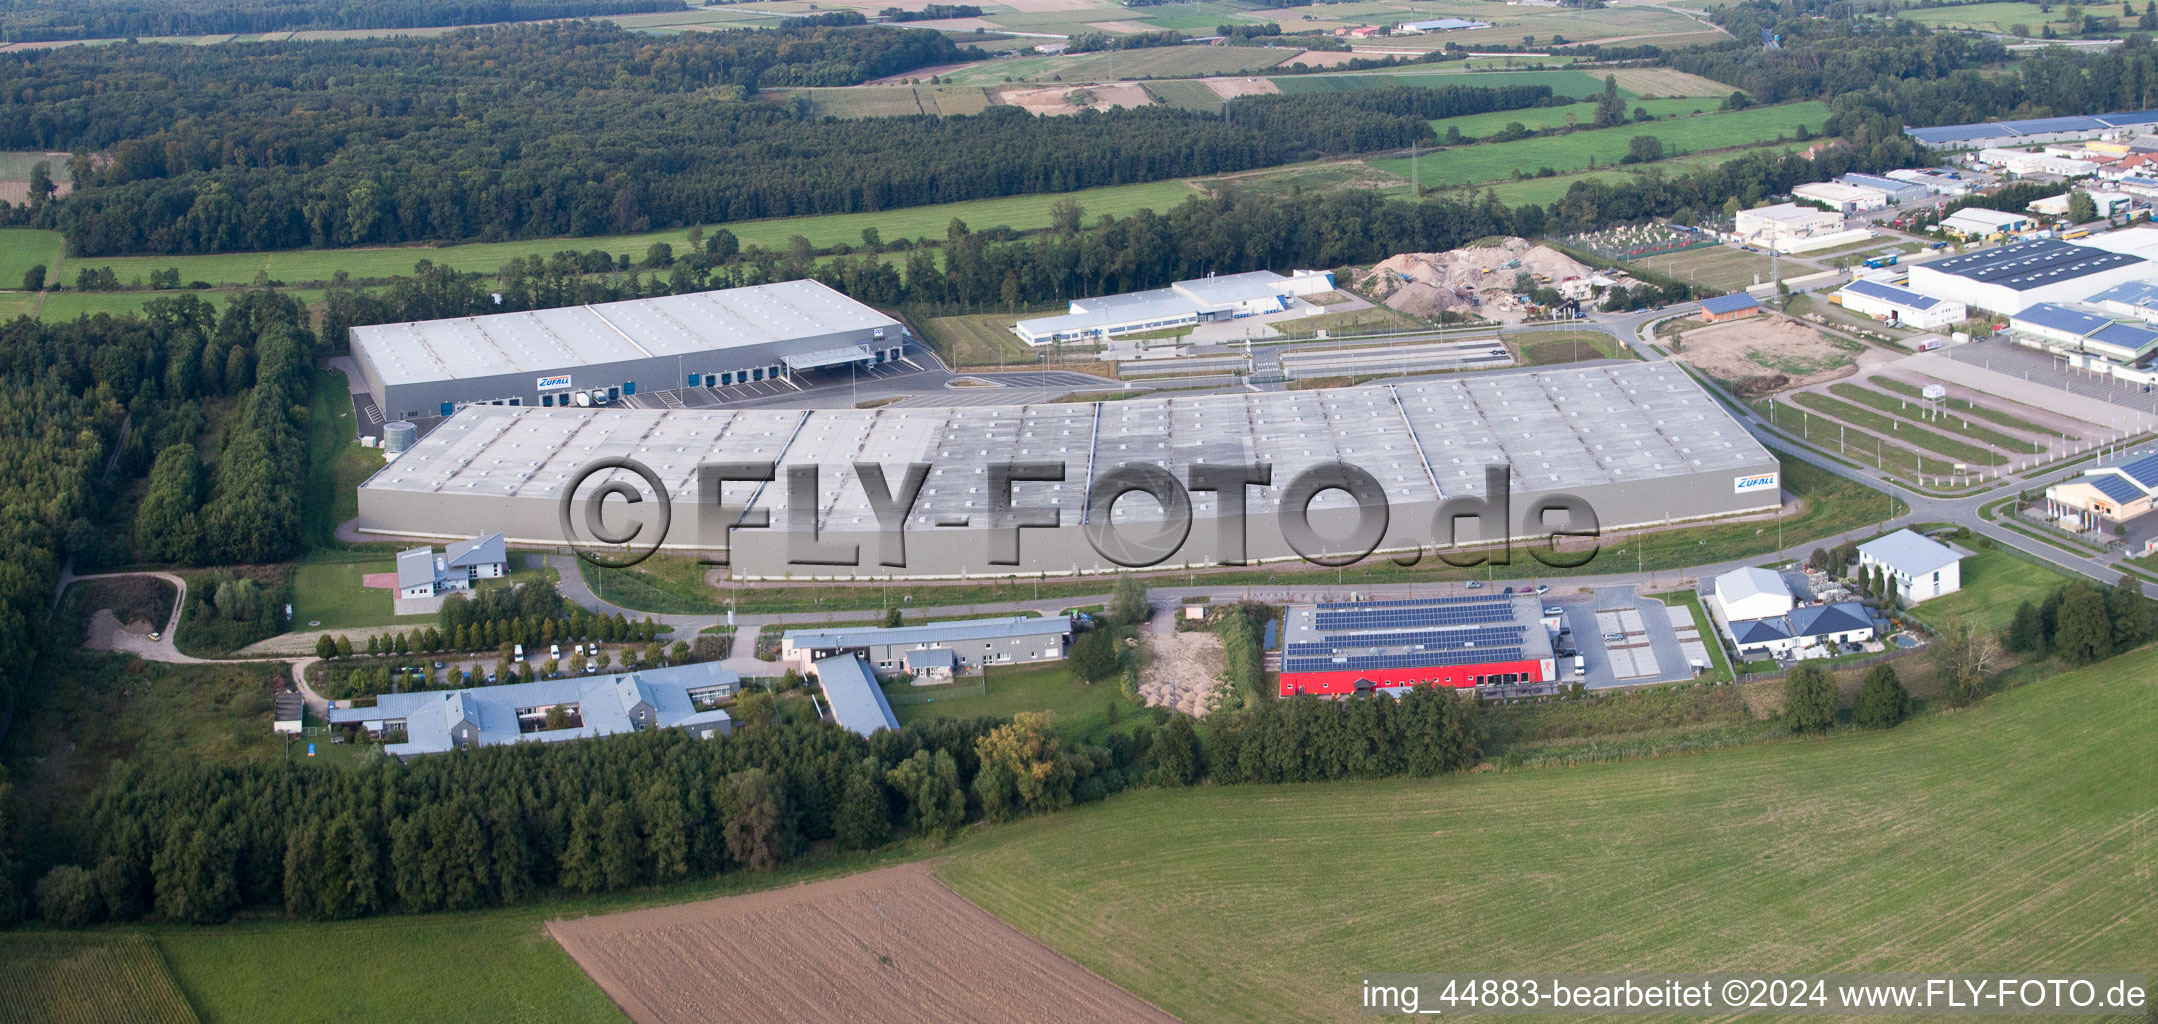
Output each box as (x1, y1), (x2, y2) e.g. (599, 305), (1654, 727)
(1791, 181), (1888, 213)
(348, 281), (906, 421)
(1835, 279), (1969, 330)
(1938, 207), (2035, 240)
(1856, 529), (1964, 604)
(2045, 451), (2158, 528)
(1012, 270), (1336, 346)
(1734, 203), (1845, 247)
(1906, 110), (2158, 151)
(2007, 303), (2158, 363)
(781, 615), (1073, 676)
(327, 662), (740, 757)
(807, 654), (901, 737)
(1699, 292), (1760, 322)
(354, 362), (1782, 579)
(1278, 594), (1557, 696)
(1903, 238), (2151, 314)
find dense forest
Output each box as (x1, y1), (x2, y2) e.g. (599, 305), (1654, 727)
(0, 291), (317, 715)
(0, 0), (685, 40)
(9, 679), (1477, 926)
(0, 22), (1560, 255)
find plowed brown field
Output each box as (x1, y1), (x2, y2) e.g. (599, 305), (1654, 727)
(547, 863), (1182, 1024)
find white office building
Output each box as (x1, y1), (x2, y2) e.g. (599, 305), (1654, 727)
(1735, 203), (1844, 244)
(1836, 279), (1969, 330)
(1856, 529), (1964, 604)
(1791, 181), (1890, 212)
(1013, 270), (1336, 346)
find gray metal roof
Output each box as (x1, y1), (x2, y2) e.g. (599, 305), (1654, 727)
(1906, 109), (2158, 146)
(1858, 529), (1961, 577)
(327, 661), (738, 755)
(445, 532), (506, 569)
(396, 547), (437, 590)
(1923, 239), (2143, 290)
(814, 654), (899, 737)
(787, 614), (1071, 651)
(1842, 279), (1943, 311)
(1699, 292), (1759, 315)
(350, 280), (900, 387)
(363, 362), (1775, 528)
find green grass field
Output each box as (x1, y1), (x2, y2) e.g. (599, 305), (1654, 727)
(301, 367), (386, 549)
(1369, 101), (1831, 188)
(1905, 545), (2074, 637)
(920, 309), (1060, 367)
(1869, 375), (2073, 439)
(776, 84), (996, 117)
(1473, 140), (1809, 206)
(580, 552), (727, 615)
(0, 933), (201, 1024)
(1429, 95), (1718, 140)
(0, 226), (65, 293)
(891, 659), (1126, 742)
(1628, 243), (1777, 293)
(935, 44), (1295, 85)
(1896, 0), (2064, 36)
(938, 647), (2158, 1023)
(24, 179), (1200, 290)
(1272, 68), (1607, 98)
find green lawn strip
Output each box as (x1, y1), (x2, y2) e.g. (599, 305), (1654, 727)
(579, 553), (727, 615)
(890, 659), (1127, 744)
(936, 650), (2155, 1024)
(302, 366), (387, 550)
(1867, 375), (2072, 438)
(1470, 140), (1810, 207)
(1427, 96), (1720, 140)
(1826, 382), (2047, 454)
(0, 226), (64, 291)
(1997, 519), (2107, 558)
(1896, 545), (2078, 637)
(1788, 391), (2008, 467)
(1368, 101), (1832, 188)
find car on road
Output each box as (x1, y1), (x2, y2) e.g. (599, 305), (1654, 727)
(1534, 584), (1549, 595)
(148, 631), (160, 641)
(1489, 348), (1507, 358)
(1465, 580), (1485, 588)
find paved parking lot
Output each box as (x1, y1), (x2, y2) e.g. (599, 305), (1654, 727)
(1943, 340), (2158, 421)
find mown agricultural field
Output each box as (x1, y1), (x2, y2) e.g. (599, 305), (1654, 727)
(0, 226), (64, 291)
(1272, 68), (1607, 97)
(939, 650), (2157, 1023)
(1895, 0), (2065, 36)
(1430, 95), (1722, 140)
(1369, 101), (1831, 188)
(0, 934), (200, 1024)
(1473, 140), (1810, 206)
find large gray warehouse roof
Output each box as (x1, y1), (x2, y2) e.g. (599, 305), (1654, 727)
(350, 280), (901, 387)
(362, 361), (1771, 530)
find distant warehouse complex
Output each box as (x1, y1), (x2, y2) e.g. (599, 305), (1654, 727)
(1013, 270), (1335, 346)
(355, 361), (1781, 579)
(349, 281), (906, 421)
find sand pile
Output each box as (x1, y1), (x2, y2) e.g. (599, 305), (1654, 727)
(1361, 238), (1593, 319)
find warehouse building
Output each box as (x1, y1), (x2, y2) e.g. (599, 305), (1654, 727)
(1699, 292), (1760, 322)
(1938, 207), (2035, 240)
(2085, 279), (2158, 321)
(2007, 302), (2158, 364)
(348, 281), (906, 421)
(1836, 279), (1969, 330)
(1885, 168), (1977, 197)
(1791, 181), (1889, 213)
(1278, 594), (1555, 696)
(1711, 566), (1794, 623)
(2030, 190), (2134, 219)
(1837, 172), (1931, 204)
(1734, 202), (1844, 246)
(1907, 111), (2158, 151)
(327, 662), (739, 758)
(1013, 270), (1335, 346)
(781, 615), (1073, 676)
(808, 654), (901, 737)
(354, 362), (1782, 579)
(1903, 238), (2150, 314)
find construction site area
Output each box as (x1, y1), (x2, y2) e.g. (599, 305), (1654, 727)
(1353, 237), (1614, 322)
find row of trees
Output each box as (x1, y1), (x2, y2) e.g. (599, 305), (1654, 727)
(2004, 578), (2157, 665)
(0, 0), (687, 42)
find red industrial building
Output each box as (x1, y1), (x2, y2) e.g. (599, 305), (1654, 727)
(1278, 594), (1557, 697)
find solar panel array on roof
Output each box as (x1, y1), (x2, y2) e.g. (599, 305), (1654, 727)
(1923, 240), (2143, 289)
(1284, 647), (1527, 673)
(1313, 597), (1514, 631)
(1280, 595), (1551, 676)
(1286, 625), (1526, 654)
(2092, 473), (2147, 502)
(2117, 452), (2158, 487)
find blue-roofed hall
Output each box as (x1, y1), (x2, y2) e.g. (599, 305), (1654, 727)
(1906, 239), (2154, 315)
(327, 661), (740, 758)
(2046, 448), (2158, 530)
(1699, 292), (1760, 322)
(1837, 278), (1968, 329)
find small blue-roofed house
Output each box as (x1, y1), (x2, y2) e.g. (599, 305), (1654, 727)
(1699, 292), (1760, 322)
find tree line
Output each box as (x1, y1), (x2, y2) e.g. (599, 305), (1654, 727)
(0, 0), (686, 42)
(0, 22), (1556, 256)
